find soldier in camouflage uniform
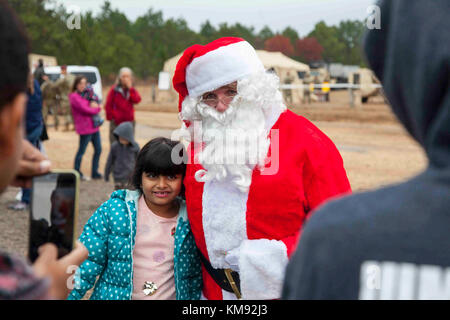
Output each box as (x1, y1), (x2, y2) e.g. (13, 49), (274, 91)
(54, 65), (75, 131)
(40, 75), (58, 128)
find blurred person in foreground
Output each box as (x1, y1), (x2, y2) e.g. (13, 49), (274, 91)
(105, 67), (141, 146)
(174, 37), (351, 300)
(282, 0), (450, 300)
(0, 0), (87, 299)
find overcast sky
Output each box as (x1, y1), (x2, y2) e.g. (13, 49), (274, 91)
(54, 0), (377, 36)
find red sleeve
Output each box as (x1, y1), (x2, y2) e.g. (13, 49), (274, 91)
(302, 136), (352, 213)
(104, 88), (115, 121)
(281, 233), (301, 258)
(128, 87), (141, 104)
(281, 127), (351, 258)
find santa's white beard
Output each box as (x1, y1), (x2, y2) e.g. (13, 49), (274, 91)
(180, 71), (286, 193)
(194, 99), (270, 193)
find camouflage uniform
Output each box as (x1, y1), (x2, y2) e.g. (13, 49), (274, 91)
(54, 73), (76, 130)
(40, 80), (58, 128)
(283, 76), (294, 104)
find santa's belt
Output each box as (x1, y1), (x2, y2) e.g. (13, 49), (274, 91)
(198, 249), (241, 299)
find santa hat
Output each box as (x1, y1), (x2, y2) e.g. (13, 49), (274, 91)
(173, 37), (264, 113)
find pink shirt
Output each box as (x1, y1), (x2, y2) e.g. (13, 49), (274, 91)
(132, 196), (178, 300)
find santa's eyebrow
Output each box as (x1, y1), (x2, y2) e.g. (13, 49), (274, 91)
(203, 83), (238, 97)
(216, 84), (237, 92)
(224, 82), (237, 89)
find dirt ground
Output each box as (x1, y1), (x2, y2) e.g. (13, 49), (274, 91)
(0, 88), (427, 266)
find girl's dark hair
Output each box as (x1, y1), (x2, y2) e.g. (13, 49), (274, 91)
(129, 137), (187, 198)
(72, 75), (86, 93)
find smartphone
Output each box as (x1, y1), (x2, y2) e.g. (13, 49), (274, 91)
(28, 170), (80, 263)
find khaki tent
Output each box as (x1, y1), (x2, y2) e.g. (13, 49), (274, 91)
(158, 50), (309, 105)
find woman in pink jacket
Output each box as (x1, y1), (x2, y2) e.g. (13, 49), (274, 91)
(69, 76), (102, 181)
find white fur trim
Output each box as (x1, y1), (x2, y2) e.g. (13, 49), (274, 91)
(264, 103), (285, 135)
(202, 177), (249, 269)
(222, 289), (239, 300)
(186, 41), (264, 97)
(238, 239), (288, 300)
(200, 290), (239, 300)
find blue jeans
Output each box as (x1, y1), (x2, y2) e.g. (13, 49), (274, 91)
(74, 131), (102, 177)
(22, 125), (43, 204)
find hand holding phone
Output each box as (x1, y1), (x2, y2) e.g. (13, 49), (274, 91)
(10, 139), (51, 189)
(28, 169), (87, 299)
(29, 170), (80, 263)
(33, 241), (88, 299)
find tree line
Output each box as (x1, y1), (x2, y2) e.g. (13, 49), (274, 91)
(10, 0), (367, 80)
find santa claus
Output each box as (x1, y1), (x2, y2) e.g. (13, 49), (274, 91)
(173, 37), (351, 300)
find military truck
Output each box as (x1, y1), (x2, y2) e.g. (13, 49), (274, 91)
(348, 68), (382, 103)
(328, 63), (359, 84)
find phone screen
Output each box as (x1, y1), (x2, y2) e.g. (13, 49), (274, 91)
(29, 172), (77, 263)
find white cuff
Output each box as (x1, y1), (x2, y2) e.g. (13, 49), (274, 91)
(238, 239), (288, 300)
(225, 246), (241, 272)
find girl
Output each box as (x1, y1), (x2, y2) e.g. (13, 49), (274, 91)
(68, 138), (202, 300)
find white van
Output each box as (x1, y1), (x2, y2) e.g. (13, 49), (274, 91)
(44, 65), (103, 102)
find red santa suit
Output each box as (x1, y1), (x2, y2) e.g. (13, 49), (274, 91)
(173, 37), (351, 300)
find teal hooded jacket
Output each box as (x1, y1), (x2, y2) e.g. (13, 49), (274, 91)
(68, 189), (202, 300)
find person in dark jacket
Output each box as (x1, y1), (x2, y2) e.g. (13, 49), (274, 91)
(33, 59), (45, 86)
(25, 76), (44, 146)
(104, 121), (140, 190)
(282, 0), (450, 300)
(8, 75), (44, 211)
(104, 67), (141, 146)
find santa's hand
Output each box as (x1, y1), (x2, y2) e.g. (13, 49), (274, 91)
(224, 246), (241, 272)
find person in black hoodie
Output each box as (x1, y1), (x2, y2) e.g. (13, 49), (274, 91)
(104, 121), (140, 190)
(282, 0), (450, 300)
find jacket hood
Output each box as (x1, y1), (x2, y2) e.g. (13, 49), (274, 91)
(113, 121), (138, 149)
(363, 0), (450, 169)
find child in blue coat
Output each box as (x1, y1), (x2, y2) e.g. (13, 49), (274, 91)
(68, 137), (202, 300)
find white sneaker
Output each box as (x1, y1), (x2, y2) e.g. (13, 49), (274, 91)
(8, 201), (28, 211)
